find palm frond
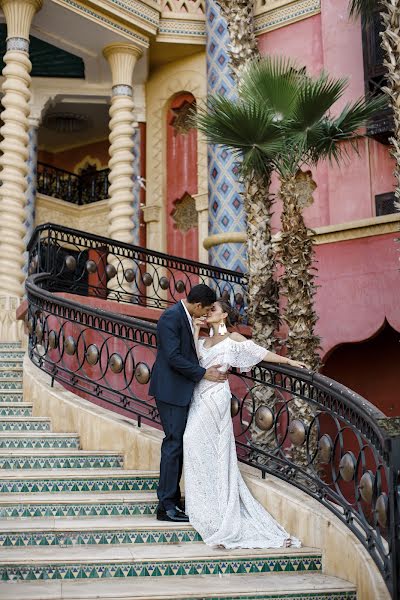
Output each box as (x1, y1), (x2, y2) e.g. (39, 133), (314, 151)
(239, 56), (301, 118)
(349, 0), (379, 22)
(291, 72), (348, 130)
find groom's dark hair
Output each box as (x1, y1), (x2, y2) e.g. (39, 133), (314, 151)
(187, 284), (217, 307)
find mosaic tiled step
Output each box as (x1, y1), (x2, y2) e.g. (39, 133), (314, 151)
(0, 491), (158, 518)
(0, 544), (323, 581)
(0, 391), (23, 402)
(0, 404), (32, 417)
(0, 378), (23, 389)
(0, 368), (23, 377)
(0, 450), (123, 470)
(0, 573), (357, 599)
(0, 417), (50, 431)
(0, 361), (23, 369)
(0, 469), (159, 494)
(0, 433), (79, 449)
(0, 515), (202, 547)
(0, 352), (25, 360)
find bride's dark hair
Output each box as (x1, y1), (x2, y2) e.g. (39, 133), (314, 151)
(217, 299), (239, 330)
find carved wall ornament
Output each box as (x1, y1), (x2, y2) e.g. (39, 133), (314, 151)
(170, 100), (196, 135)
(171, 193), (198, 232)
(295, 170), (317, 209)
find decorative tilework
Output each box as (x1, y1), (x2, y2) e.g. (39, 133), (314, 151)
(23, 124), (38, 276)
(0, 475), (158, 494)
(0, 528), (202, 547)
(0, 436), (79, 449)
(254, 0), (321, 35)
(0, 406), (32, 417)
(0, 453), (123, 470)
(0, 380), (23, 390)
(158, 18), (206, 40)
(0, 361), (24, 368)
(0, 553), (322, 581)
(0, 393), (23, 403)
(206, 0), (247, 273)
(0, 370), (23, 378)
(0, 501), (158, 519)
(0, 421), (50, 432)
(6, 37), (29, 52)
(0, 352), (25, 358)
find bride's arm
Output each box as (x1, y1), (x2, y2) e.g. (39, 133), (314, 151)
(229, 332), (308, 369)
(192, 317), (206, 358)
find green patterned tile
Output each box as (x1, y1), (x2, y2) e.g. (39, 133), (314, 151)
(0, 474), (158, 494)
(0, 554), (323, 581)
(0, 393), (23, 402)
(0, 528), (202, 547)
(0, 406), (32, 417)
(0, 380), (23, 390)
(0, 453), (123, 469)
(0, 371), (23, 378)
(0, 420), (50, 432)
(0, 436), (79, 449)
(0, 361), (24, 368)
(0, 501), (158, 518)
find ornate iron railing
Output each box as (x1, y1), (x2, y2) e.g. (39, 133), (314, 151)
(37, 163), (110, 205)
(25, 225), (400, 599)
(27, 224), (248, 314)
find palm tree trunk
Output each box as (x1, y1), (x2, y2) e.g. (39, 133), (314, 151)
(279, 174), (321, 371)
(379, 1), (400, 206)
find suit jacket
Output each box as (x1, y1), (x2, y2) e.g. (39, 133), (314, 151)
(149, 302), (206, 406)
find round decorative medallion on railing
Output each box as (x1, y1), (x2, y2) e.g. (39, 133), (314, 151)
(318, 434), (333, 464)
(86, 344), (99, 366)
(65, 256), (77, 271)
(231, 396), (240, 417)
(125, 269), (135, 283)
(109, 353), (124, 374)
(64, 336), (76, 356)
(35, 322), (43, 343)
(288, 419), (307, 446)
(359, 470), (374, 504)
(254, 406), (274, 431)
(135, 362), (150, 384)
(26, 317), (34, 334)
(106, 264), (117, 279)
(339, 452), (356, 482)
(159, 277), (169, 290)
(143, 273), (153, 286)
(176, 280), (185, 293)
(86, 260), (97, 274)
(376, 493), (388, 528)
(48, 331), (58, 350)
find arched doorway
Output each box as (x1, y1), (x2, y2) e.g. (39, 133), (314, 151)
(322, 321), (400, 415)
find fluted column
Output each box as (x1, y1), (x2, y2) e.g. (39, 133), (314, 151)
(103, 43), (143, 246)
(0, 0), (42, 341)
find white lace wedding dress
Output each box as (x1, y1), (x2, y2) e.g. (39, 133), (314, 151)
(183, 336), (301, 549)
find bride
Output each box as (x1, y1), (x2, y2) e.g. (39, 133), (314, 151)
(183, 299), (306, 549)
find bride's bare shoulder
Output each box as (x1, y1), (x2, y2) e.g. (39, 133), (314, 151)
(229, 332), (247, 343)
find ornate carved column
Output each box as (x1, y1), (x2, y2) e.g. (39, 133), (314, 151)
(103, 43), (143, 246)
(204, 0), (247, 272)
(0, 0), (42, 341)
(23, 114), (39, 275)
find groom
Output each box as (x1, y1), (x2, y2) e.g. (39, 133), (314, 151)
(149, 284), (228, 522)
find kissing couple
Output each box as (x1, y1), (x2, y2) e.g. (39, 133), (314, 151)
(149, 284), (304, 549)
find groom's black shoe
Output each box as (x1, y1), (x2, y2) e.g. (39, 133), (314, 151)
(157, 506), (189, 522)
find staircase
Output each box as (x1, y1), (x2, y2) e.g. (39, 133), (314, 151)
(0, 343), (357, 599)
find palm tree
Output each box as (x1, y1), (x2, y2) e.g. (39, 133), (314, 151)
(196, 59), (385, 370)
(349, 0), (400, 207)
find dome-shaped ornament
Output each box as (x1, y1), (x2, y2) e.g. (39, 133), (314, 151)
(255, 406), (274, 431)
(106, 264), (117, 279)
(135, 362), (150, 384)
(359, 471), (374, 504)
(125, 268), (135, 283)
(65, 256), (76, 271)
(48, 330), (58, 350)
(339, 452), (356, 482)
(231, 396), (240, 417)
(35, 322), (43, 342)
(27, 317), (34, 334)
(175, 280), (185, 294)
(318, 434), (332, 464)
(109, 353), (124, 374)
(143, 273), (153, 287)
(64, 336), (76, 356)
(375, 493), (388, 529)
(159, 276), (169, 291)
(86, 344), (99, 366)
(288, 419), (307, 446)
(86, 260), (97, 274)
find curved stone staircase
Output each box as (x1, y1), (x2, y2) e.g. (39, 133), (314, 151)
(0, 343), (357, 599)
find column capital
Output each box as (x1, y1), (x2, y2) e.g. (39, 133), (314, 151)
(0, 0), (42, 41)
(103, 43), (143, 92)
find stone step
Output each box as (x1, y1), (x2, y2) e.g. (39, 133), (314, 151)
(0, 367), (23, 376)
(0, 491), (158, 518)
(0, 574), (357, 599)
(0, 403), (32, 416)
(0, 359), (24, 368)
(0, 432), (79, 449)
(0, 470), (158, 494)
(0, 417), (50, 431)
(0, 450), (123, 470)
(0, 349), (25, 357)
(0, 391), (23, 402)
(0, 543), (323, 582)
(0, 515), (202, 547)
(0, 377), (23, 389)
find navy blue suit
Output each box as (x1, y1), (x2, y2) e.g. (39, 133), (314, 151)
(149, 302), (206, 510)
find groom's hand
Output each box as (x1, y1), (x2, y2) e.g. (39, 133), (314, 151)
(204, 365), (228, 382)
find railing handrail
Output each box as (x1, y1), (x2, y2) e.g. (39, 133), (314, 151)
(37, 161), (110, 178)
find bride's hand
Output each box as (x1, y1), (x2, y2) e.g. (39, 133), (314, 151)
(193, 317), (207, 332)
(288, 359), (308, 369)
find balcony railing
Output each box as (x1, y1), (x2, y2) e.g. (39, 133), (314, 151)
(25, 224), (400, 599)
(37, 162), (110, 205)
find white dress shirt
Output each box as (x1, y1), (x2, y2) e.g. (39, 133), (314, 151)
(181, 300), (194, 335)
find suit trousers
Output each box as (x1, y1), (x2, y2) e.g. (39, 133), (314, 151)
(156, 399), (190, 511)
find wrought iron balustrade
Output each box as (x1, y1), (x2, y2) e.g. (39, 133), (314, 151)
(37, 162), (110, 205)
(27, 224), (248, 313)
(25, 224), (400, 599)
